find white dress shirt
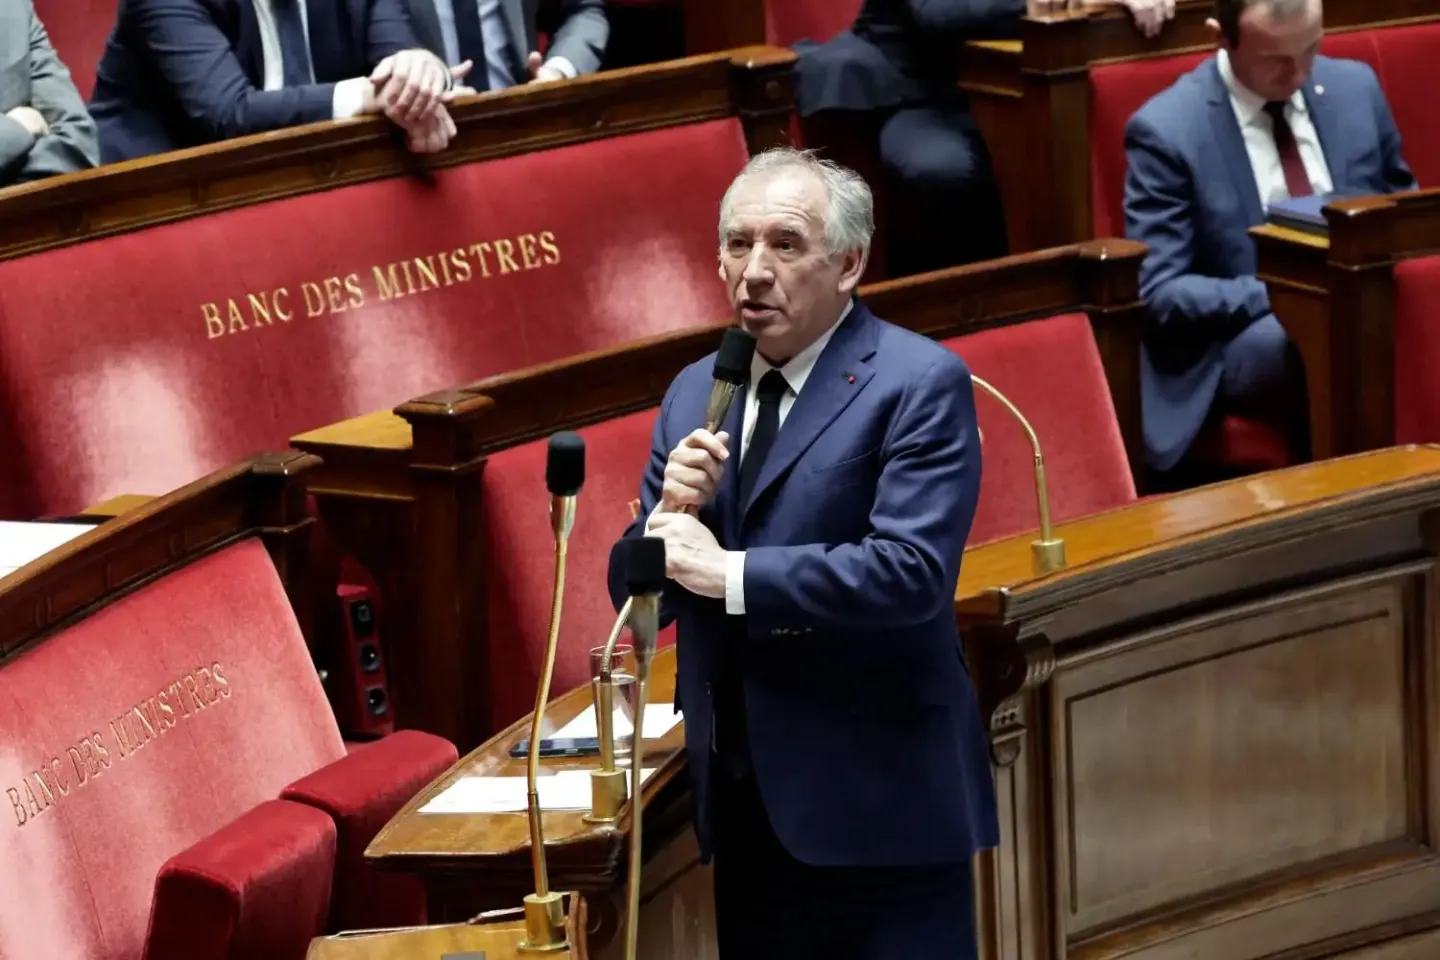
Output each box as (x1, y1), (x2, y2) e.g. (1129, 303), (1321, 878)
(252, 0), (371, 119)
(1217, 48), (1334, 206)
(429, 0), (577, 85)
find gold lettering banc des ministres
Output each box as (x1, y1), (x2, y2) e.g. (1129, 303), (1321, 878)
(201, 230), (562, 340)
(5, 662), (233, 829)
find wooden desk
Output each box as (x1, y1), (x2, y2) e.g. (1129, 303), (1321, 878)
(307, 902), (591, 959)
(1254, 189), (1440, 461)
(368, 446), (1440, 959)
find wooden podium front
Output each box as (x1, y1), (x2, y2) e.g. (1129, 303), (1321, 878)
(367, 447), (1440, 959)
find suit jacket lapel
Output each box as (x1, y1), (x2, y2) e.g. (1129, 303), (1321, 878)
(742, 305), (878, 521)
(1301, 65), (1347, 189)
(1205, 59), (1265, 226)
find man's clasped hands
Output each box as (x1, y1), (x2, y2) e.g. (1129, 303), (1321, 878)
(364, 49), (568, 155)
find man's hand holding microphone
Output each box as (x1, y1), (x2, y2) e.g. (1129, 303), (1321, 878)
(644, 328), (757, 600)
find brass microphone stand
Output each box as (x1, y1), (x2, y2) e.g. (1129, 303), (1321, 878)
(621, 592), (660, 960)
(970, 375), (1067, 575)
(518, 491), (577, 953)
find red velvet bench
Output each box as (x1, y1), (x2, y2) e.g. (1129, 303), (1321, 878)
(0, 46), (796, 522)
(292, 240), (1147, 746)
(0, 453), (457, 957)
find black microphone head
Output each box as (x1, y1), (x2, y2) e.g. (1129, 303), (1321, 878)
(625, 536), (667, 596)
(545, 432), (585, 496)
(713, 328), (757, 386)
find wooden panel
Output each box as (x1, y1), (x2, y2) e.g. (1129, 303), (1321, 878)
(1055, 570), (1422, 950)
(306, 897), (590, 959)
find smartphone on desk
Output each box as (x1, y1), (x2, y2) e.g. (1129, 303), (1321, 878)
(508, 736), (603, 759)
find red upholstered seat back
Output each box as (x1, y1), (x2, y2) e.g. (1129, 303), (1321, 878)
(766, 0), (861, 46)
(0, 119), (748, 518)
(942, 314), (1136, 546)
(1365, 24), (1440, 187)
(1089, 51), (1207, 238)
(483, 411), (675, 731)
(32, 0), (112, 100)
(1392, 254), (1440, 445)
(0, 539), (345, 958)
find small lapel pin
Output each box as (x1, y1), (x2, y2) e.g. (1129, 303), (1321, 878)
(1314, 84), (1325, 96)
(844, 374), (856, 384)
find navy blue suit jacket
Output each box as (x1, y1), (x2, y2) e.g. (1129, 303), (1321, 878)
(1124, 56), (1415, 470)
(794, 0), (1022, 116)
(607, 301), (998, 868)
(90, 0), (418, 162)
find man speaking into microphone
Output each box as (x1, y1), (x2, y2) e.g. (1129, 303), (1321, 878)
(607, 147), (996, 958)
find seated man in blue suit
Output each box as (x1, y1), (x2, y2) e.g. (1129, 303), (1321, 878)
(1125, 0), (1415, 480)
(608, 148), (997, 959)
(90, 0), (464, 162)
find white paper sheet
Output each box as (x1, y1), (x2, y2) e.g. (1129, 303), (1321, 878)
(0, 522), (92, 577)
(551, 703), (682, 741)
(419, 768), (659, 815)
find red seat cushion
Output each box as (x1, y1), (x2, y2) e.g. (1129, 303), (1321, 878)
(483, 411), (675, 731)
(1089, 51), (1208, 238)
(143, 799), (336, 960)
(282, 729), (459, 933)
(766, 0), (861, 46)
(1188, 415), (1293, 472)
(1392, 254), (1440, 444)
(0, 118), (750, 518)
(942, 314), (1136, 546)
(0, 539), (346, 957)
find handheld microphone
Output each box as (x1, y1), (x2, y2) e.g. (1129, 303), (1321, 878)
(620, 535), (666, 960)
(518, 431), (585, 953)
(703, 327), (758, 433)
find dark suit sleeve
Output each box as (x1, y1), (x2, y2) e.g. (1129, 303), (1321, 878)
(126, 0), (337, 141)
(365, 0), (423, 62)
(741, 353), (980, 636)
(1367, 71), (1417, 192)
(905, 0), (1024, 34)
(1124, 112), (1271, 340)
(16, 1), (99, 182)
(539, 0), (607, 76)
(606, 373), (686, 629)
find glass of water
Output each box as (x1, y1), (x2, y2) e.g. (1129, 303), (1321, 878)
(589, 643), (638, 756)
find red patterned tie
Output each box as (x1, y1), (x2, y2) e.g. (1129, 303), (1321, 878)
(1264, 101), (1313, 199)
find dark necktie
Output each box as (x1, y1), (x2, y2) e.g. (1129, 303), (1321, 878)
(738, 370), (790, 508)
(714, 369), (788, 781)
(450, 0), (491, 90)
(1264, 101), (1313, 199)
(271, 0), (314, 88)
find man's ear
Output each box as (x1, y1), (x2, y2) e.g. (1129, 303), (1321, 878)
(837, 247), (866, 296)
(1205, 16), (1228, 49)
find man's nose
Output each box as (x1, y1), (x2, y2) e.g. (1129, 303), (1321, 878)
(742, 247), (775, 283)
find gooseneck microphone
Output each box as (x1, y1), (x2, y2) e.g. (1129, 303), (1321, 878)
(969, 376), (1067, 576)
(620, 536), (666, 960)
(518, 431), (585, 953)
(704, 327), (758, 433)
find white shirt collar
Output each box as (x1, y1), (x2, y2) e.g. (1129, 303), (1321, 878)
(748, 299), (854, 397)
(1216, 48), (1308, 125)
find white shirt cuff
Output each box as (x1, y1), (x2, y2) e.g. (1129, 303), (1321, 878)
(544, 56), (578, 79)
(332, 78), (370, 120)
(724, 551), (746, 615)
